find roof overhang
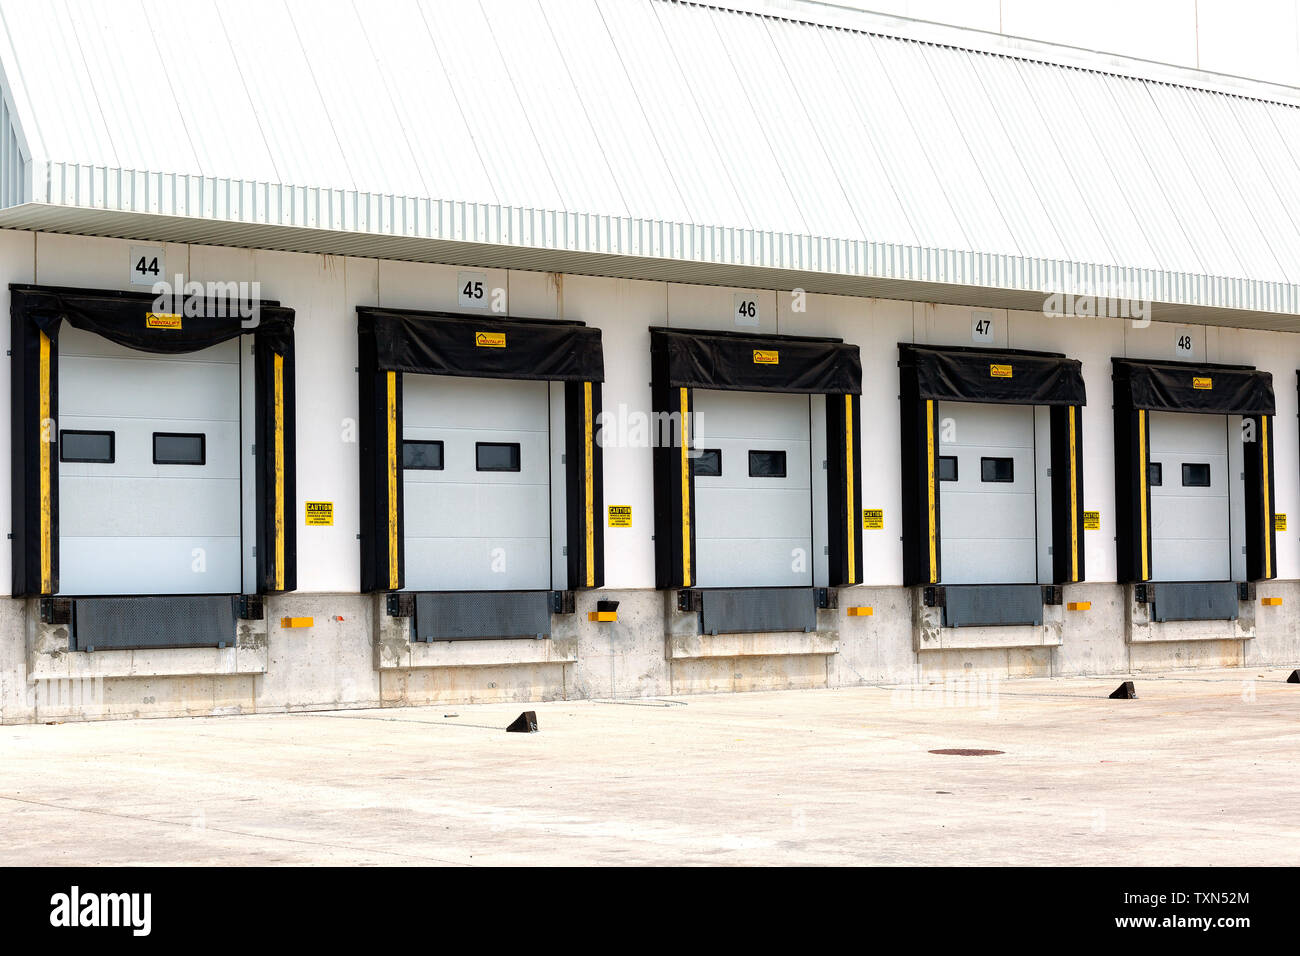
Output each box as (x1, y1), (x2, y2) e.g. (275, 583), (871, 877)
(3, 191), (1298, 335)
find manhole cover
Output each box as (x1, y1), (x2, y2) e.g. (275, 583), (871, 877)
(929, 748), (1004, 756)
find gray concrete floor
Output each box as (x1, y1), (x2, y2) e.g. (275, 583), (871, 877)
(2, 668), (1298, 866)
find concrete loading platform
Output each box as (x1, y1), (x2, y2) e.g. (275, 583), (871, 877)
(1, 668), (1297, 867)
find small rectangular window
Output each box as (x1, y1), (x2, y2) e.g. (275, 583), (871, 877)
(693, 448), (722, 477)
(981, 457), (1014, 483)
(476, 442), (520, 472)
(60, 430), (115, 464)
(938, 455), (958, 482)
(1182, 462), (1211, 487)
(748, 449), (787, 478)
(1148, 462), (1163, 487)
(403, 440), (443, 471)
(153, 432), (205, 465)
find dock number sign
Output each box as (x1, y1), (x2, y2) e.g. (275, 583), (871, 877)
(608, 505), (632, 528)
(305, 501), (334, 526)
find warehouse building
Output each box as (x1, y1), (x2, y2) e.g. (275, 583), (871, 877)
(2, 0), (1300, 722)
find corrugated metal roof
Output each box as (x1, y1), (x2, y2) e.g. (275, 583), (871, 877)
(2, 0), (1300, 320)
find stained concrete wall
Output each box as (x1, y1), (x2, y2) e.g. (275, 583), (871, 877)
(1, 228), (1299, 723)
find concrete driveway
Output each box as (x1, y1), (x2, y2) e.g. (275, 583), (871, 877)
(2, 668), (1298, 866)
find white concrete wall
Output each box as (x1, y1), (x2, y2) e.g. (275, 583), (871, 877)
(2, 227), (1300, 722)
(7, 229), (1300, 595)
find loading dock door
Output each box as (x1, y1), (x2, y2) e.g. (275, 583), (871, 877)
(1148, 411), (1231, 581)
(692, 389), (813, 588)
(937, 401), (1037, 584)
(402, 375), (550, 591)
(57, 328), (242, 595)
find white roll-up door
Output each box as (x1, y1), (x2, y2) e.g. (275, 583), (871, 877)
(402, 375), (551, 591)
(937, 401), (1037, 585)
(692, 389), (813, 588)
(1148, 411), (1231, 581)
(57, 328), (242, 595)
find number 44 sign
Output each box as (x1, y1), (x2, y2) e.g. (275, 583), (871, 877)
(129, 245), (165, 287)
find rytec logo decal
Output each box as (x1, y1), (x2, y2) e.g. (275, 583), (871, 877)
(145, 312), (182, 330)
(990, 364), (1012, 378)
(752, 349), (779, 365)
(475, 331), (506, 348)
(49, 886), (151, 936)
(1193, 376), (1212, 390)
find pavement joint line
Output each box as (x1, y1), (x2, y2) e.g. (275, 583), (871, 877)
(589, 698), (690, 707)
(0, 794), (474, 866)
(302, 712), (507, 732)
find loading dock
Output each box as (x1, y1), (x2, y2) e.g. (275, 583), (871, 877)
(936, 401), (1038, 585)
(357, 308), (604, 642)
(650, 327), (861, 635)
(899, 344), (1086, 627)
(691, 389), (814, 589)
(9, 284), (297, 649)
(1112, 359), (1275, 621)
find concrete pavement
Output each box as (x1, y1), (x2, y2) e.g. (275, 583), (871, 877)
(1, 668), (1298, 866)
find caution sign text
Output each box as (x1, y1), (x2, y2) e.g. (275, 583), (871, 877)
(146, 312), (182, 330)
(990, 364), (1012, 378)
(305, 501), (334, 526)
(752, 350), (779, 365)
(862, 508), (884, 530)
(1275, 513), (1287, 532)
(475, 331), (506, 348)
(607, 505), (632, 528)
(1083, 510), (1101, 531)
(1193, 376), (1212, 390)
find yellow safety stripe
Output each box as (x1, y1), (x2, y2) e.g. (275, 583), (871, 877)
(584, 381), (595, 587)
(386, 371), (398, 590)
(38, 331), (51, 594)
(274, 353), (285, 591)
(845, 395), (855, 584)
(925, 399), (937, 583)
(1138, 410), (1149, 580)
(1069, 405), (1078, 582)
(1263, 416), (1272, 578)
(680, 387), (691, 587)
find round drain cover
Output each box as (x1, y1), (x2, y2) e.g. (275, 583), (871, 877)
(929, 748), (1004, 756)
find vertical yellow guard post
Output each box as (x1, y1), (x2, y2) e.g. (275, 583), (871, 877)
(386, 370), (399, 590)
(679, 386), (691, 587)
(584, 381), (595, 587)
(38, 331), (52, 593)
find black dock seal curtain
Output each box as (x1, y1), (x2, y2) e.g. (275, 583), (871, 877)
(1114, 358), (1276, 584)
(898, 344), (1087, 587)
(10, 283), (297, 597)
(649, 327), (863, 590)
(357, 307), (605, 593)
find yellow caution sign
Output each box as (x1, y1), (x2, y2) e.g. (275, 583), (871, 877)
(146, 312), (182, 330)
(990, 364), (1012, 378)
(1083, 511), (1100, 531)
(862, 508), (884, 530)
(305, 501), (334, 526)
(475, 331), (506, 348)
(1193, 376), (1212, 390)
(752, 349), (779, 365)
(1275, 513), (1287, 532)
(607, 505), (632, 528)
